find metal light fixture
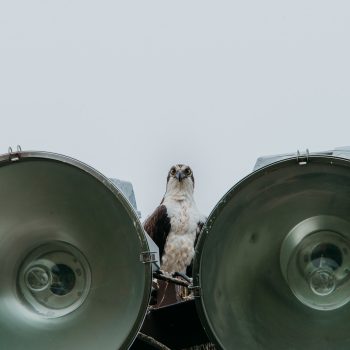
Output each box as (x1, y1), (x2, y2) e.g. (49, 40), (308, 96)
(193, 152), (350, 350)
(0, 149), (152, 350)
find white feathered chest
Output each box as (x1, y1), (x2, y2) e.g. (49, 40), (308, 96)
(161, 196), (204, 274)
(143, 164), (206, 276)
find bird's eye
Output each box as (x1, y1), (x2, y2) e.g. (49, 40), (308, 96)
(170, 168), (176, 175)
(185, 168), (192, 176)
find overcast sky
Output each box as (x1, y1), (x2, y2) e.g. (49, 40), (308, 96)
(1, 1), (350, 219)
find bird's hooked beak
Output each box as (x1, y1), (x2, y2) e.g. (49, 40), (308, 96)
(175, 170), (185, 182)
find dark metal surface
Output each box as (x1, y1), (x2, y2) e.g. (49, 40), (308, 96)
(133, 299), (211, 349)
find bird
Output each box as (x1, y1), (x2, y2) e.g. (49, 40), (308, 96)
(143, 164), (206, 277)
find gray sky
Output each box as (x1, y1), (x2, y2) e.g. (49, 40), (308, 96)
(1, 1), (350, 219)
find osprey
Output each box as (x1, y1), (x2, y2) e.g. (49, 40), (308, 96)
(144, 164), (206, 276)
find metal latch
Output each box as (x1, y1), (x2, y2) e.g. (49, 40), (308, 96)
(188, 284), (201, 298)
(140, 251), (157, 264)
(296, 149), (309, 165)
(8, 145), (22, 162)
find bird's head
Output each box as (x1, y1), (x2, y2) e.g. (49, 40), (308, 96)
(166, 164), (195, 194)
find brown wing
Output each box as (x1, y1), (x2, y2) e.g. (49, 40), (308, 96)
(194, 219), (206, 248)
(186, 219), (206, 277)
(143, 204), (171, 260)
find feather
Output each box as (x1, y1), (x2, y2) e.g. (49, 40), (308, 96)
(185, 220), (205, 277)
(195, 221), (205, 248)
(143, 204), (171, 259)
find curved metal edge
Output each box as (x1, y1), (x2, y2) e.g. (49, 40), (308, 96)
(0, 150), (152, 350)
(192, 154), (350, 349)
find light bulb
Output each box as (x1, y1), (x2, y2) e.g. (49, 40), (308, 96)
(280, 216), (350, 311)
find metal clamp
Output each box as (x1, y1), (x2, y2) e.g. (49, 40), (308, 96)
(296, 149), (309, 165)
(8, 145), (22, 162)
(188, 284), (201, 298)
(140, 251), (157, 264)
